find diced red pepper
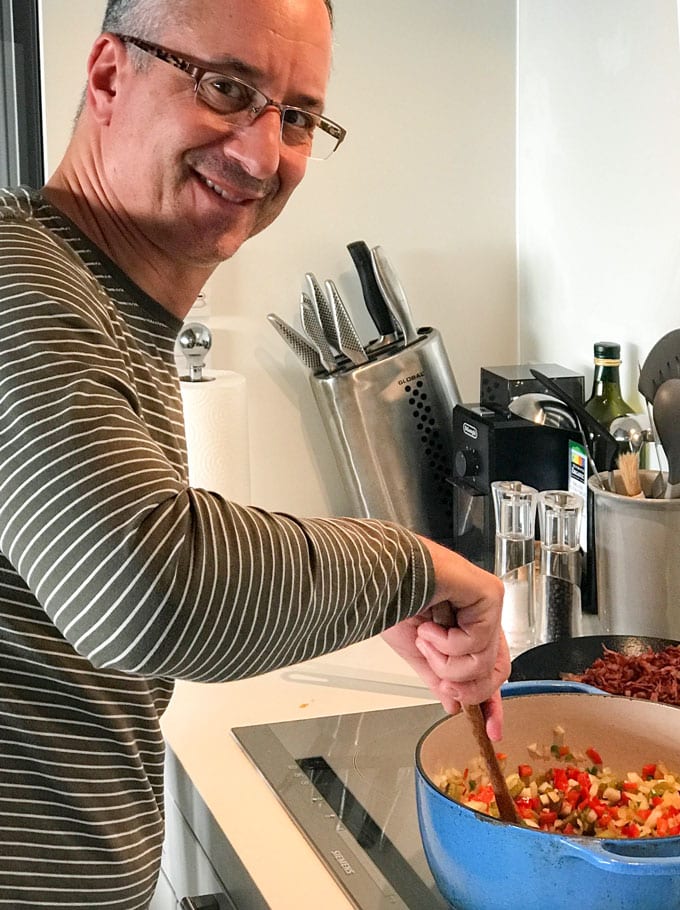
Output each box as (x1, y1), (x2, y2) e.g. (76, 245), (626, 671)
(538, 810), (558, 827)
(564, 787), (581, 806)
(518, 764), (533, 779)
(623, 781), (638, 792)
(586, 747), (603, 765)
(570, 771), (590, 791)
(641, 764), (657, 779)
(588, 798), (607, 817)
(622, 822), (641, 838)
(516, 799), (535, 820)
(552, 768), (569, 791)
(474, 785), (495, 805)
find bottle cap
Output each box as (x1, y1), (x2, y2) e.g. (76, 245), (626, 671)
(593, 341), (620, 360)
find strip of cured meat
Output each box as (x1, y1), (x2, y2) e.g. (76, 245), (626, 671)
(564, 645), (680, 705)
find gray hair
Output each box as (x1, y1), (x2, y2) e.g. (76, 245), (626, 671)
(75, 0), (334, 119)
(102, 0), (334, 38)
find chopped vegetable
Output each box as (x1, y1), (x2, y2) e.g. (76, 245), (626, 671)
(438, 732), (680, 839)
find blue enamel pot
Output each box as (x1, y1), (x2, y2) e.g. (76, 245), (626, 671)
(415, 681), (680, 910)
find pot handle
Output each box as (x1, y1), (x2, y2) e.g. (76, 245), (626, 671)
(501, 679), (606, 697)
(559, 835), (680, 873)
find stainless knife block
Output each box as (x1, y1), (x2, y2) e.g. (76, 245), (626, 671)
(311, 328), (461, 545)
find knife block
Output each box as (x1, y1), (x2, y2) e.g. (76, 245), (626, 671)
(310, 327), (461, 545)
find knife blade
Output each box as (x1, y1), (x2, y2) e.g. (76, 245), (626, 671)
(370, 245), (419, 345)
(304, 272), (340, 353)
(299, 293), (339, 373)
(267, 312), (325, 373)
(324, 279), (369, 367)
(346, 240), (400, 349)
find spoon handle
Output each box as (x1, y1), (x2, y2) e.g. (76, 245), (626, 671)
(463, 703), (520, 824)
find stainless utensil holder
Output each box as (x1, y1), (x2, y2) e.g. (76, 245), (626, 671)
(310, 327), (461, 544)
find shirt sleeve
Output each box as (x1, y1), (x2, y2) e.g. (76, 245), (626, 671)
(0, 219), (434, 681)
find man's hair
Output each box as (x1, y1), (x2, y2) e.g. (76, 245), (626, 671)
(102, 0), (334, 36)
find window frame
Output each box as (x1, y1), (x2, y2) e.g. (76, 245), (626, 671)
(0, 0), (44, 187)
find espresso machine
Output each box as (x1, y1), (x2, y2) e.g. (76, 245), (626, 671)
(450, 364), (584, 572)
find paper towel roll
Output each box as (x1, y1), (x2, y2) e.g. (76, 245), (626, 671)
(180, 370), (251, 504)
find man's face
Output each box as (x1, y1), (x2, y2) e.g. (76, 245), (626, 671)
(100, 0), (333, 269)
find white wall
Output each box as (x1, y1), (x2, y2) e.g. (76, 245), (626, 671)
(39, 0), (518, 519)
(517, 0), (680, 409)
(40, 1), (680, 520)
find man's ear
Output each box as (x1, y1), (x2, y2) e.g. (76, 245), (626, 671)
(85, 34), (125, 125)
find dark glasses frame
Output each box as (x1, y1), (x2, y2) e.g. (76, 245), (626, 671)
(114, 34), (346, 161)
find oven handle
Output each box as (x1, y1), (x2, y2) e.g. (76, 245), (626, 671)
(180, 894), (239, 910)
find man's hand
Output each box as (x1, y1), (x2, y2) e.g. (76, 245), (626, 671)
(381, 537), (510, 740)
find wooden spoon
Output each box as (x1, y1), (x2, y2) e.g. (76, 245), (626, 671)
(463, 702), (521, 824)
(431, 603), (521, 825)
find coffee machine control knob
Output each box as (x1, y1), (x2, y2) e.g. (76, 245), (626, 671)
(454, 448), (480, 479)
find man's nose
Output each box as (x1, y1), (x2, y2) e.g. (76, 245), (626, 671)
(222, 107), (282, 179)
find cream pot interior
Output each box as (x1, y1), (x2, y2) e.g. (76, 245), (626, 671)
(419, 691), (680, 785)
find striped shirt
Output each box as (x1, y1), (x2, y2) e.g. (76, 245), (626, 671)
(0, 187), (433, 908)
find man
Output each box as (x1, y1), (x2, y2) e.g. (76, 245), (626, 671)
(0, 0), (508, 906)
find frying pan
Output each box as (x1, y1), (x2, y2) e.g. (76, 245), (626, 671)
(509, 634), (678, 682)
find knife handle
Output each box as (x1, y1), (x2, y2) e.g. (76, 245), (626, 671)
(347, 240), (397, 337)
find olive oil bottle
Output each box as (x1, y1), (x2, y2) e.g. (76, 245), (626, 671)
(584, 341), (633, 471)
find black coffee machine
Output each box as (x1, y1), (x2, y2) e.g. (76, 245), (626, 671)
(450, 364), (584, 573)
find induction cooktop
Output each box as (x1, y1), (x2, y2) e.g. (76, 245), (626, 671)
(232, 702), (451, 910)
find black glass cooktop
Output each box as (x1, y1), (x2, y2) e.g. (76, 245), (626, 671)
(232, 702), (450, 910)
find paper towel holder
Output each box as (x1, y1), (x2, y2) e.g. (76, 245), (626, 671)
(178, 322), (213, 382)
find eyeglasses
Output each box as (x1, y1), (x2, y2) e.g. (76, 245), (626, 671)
(115, 34), (346, 161)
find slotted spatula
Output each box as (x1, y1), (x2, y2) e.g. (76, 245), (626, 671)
(652, 378), (680, 498)
(638, 329), (680, 404)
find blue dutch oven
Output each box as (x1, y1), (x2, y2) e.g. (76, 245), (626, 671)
(415, 681), (680, 910)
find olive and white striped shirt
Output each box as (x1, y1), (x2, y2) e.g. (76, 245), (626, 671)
(0, 187), (433, 908)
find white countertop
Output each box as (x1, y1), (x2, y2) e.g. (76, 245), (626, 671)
(160, 635), (436, 909)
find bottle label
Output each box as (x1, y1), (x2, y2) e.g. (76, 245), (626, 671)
(568, 440), (588, 552)
(593, 357), (621, 367)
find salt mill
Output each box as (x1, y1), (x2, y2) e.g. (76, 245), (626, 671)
(177, 322), (212, 382)
(537, 490), (584, 642)
(491, 480), (538, 653)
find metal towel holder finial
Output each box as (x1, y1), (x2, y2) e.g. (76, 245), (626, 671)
(178, 322), (213, 382)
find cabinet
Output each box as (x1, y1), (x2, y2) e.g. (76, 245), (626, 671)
(151, 746), (270, 910)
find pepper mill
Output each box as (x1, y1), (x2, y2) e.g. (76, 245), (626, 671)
(537, 490), (584, 642)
